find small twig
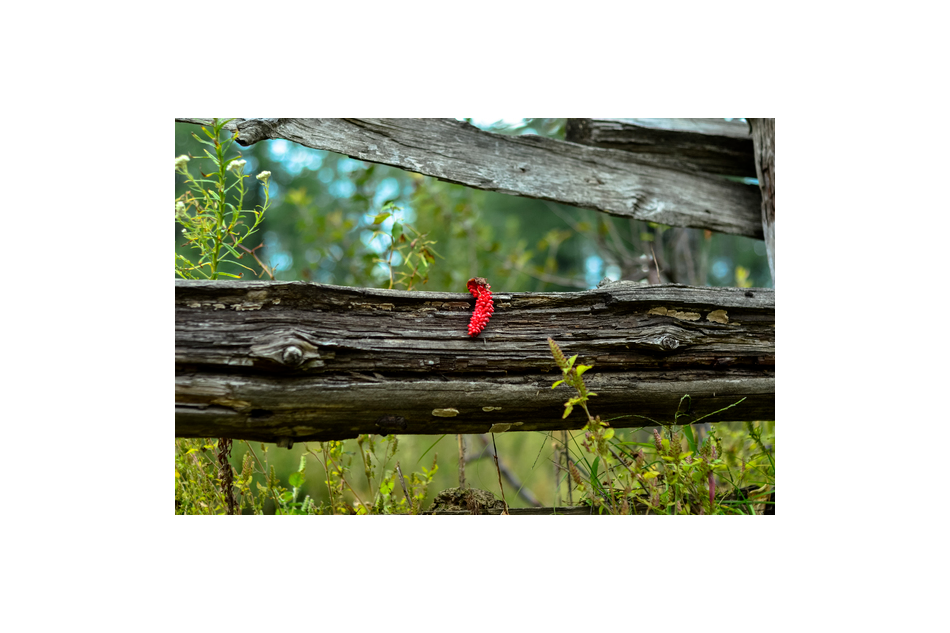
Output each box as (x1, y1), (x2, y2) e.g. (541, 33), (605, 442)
(308, 444), (373, 515)
(395, 461), (413, 512)
(650, 243), (661, 284)
(457, 434), (466, 489)
(235, 242), (275, 280)
(307, 446), (335, 514)
(490, 434), (510, 514)
(474, 434), (542, 507)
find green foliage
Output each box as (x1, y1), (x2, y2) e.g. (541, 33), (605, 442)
(547, 340), (774, 515)
(176, 438), (320, 515)
(176, 433), (442, 515)
(406, 174), (488, 289)
(369, 202), (440, 290)
(549, 337), (597, 420)
(302, 435), (440, 514)
(175, 118), (272, 280)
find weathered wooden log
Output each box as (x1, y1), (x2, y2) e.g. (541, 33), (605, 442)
(749, 118), (775, 283)
(176, 280), (774, 443)
(176, 118), (763, 239)
(565, 118), (756, 179)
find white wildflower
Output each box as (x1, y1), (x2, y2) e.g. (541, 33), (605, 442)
(175, 155), (190, 170)
(256, 170), (271, 184)
(227, 159), (247, 173)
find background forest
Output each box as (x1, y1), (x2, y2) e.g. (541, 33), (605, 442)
(174, 118), (773, 514)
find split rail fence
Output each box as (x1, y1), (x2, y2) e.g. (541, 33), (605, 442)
(175, 117), (775, 449)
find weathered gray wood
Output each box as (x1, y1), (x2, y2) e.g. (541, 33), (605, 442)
(176, 118), (763, 239)
(176, 280), (774, 443)
(749, 118), (775, 284)
(566, 118), (756, 179)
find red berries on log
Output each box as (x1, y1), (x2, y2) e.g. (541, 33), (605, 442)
(467, 277), (494, 337)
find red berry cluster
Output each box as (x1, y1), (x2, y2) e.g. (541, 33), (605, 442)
(467, 277), (494, 337)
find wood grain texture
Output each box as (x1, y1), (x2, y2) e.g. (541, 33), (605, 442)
(749, 118), (775, 283)
(175, 118), (763, 239)
(176, 280), (774, 442)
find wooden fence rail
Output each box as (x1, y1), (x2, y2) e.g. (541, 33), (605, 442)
(176, 117), (764, 239)
(176, 280), (774, 444)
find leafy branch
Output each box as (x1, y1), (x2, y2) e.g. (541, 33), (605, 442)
(175, 117), (272, 280)
(370, 203), (440, 290)
(548, 337), (598, 422)
(546, 337), (765, 514)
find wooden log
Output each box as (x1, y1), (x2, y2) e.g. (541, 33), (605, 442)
(749, 118), (775, 283)
(176, 280), (774, 443)
(565, 118), (754, 177)
(176, 118), (763, 239)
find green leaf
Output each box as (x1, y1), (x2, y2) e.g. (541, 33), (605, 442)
(288, 471), (305, 487)
(192, 134), (215, 147)
(576, 364), (592, 376)
(567, 354), (578, 369)
(221, 242), (243, 259)
(603, 427), (615, 441)
(683, 425), (698, 453)
(563, 403), (574, 418)
(417, 434), (446, 463)
(692, 397), (746, 424)
(391, 222), (403, 241)
(551, 380), (565, 389)
(372, 212), (391, 225)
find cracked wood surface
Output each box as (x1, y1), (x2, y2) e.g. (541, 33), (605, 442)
(565, 118), (756, 179)
(176, 118), (763, 238)
(176, 280), (774, 442)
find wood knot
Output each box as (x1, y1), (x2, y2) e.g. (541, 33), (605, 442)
(282, 345), (304, 366)
(659, 335), (679, 351)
